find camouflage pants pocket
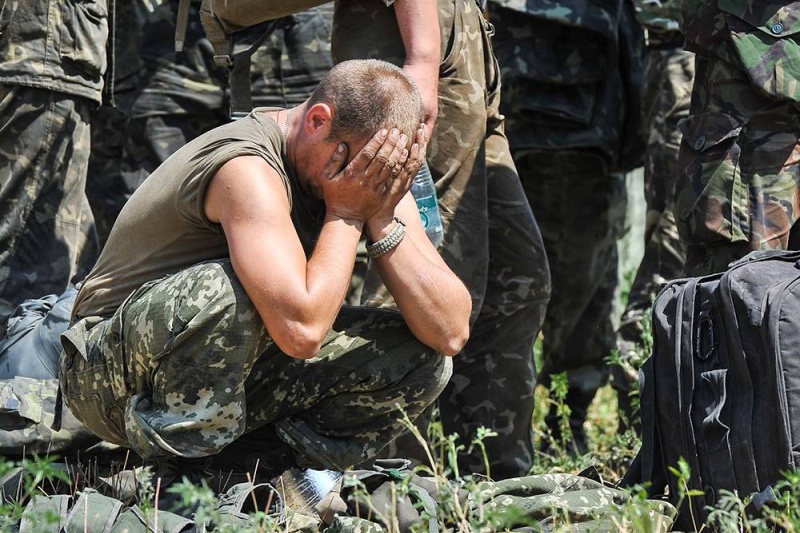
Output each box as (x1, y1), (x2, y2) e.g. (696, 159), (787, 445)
(675, 111), (748, 246)
(60, 348), (127, 446)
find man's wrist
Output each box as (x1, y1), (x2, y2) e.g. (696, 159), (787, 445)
(366, 217), (406, 258)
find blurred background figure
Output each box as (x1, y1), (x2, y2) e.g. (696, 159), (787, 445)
(93, 0), (333, 242)
(612, 0), (692, 431)
(489, 0), (645, 456)
(0, 0), (108, 330)
(675, 0), (800, 276)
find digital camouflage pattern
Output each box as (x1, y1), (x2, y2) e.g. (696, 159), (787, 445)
(0, 376), (96, 455)
(613, 46), (693, 415)
(333, 0), (551, 479)
(121, 0), (333, 199)
(60, 260), (451, 469)
(677, 1), (800, 275)
(0, 87), (98, 331)
(473, 473), (676, 531)
(0, 0), (108, 103)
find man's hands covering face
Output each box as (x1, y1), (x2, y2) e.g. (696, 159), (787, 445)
(320, 124), (428, 232)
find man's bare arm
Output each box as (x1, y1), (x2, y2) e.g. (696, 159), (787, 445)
(394, 0), (441, 131)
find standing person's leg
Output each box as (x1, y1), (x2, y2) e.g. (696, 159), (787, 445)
(433, 16), (550, 478)
(0, 86), (97, 330)
(613, 47), (693, 426)
(518, 151), (623, 454)
(332, 0), (549, 478)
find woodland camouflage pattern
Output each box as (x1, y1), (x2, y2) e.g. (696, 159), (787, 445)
(488, 0), (642, 400)
(0, 0), (106, 329)
(613, 46), (693, 405)
(122, 0), (333, 196)
(632, 0), (681, 31)
(60, 261), (451, 469)
(0, 87), (97, 331)
(0, 0), (108, 103)
(677, 0), (800, 275)
(333, 0), (551, 479)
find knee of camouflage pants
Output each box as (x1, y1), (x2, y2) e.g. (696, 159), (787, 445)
(62, 260), (271, 457)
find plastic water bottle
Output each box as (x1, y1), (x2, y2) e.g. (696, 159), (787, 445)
(411, 161), (444, 248)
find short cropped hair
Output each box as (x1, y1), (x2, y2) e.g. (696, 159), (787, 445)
(307, 59), (423, 149)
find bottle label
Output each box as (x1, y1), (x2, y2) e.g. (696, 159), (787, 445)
(415, 194), (438, 228)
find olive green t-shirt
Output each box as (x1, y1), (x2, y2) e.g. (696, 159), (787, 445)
(74, 109), (324, 319)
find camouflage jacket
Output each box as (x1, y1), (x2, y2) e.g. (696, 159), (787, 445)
(489, 0), (646, 173)
(633, 0), (681, 31)
(0, 0), (109, 103)
(682, 0), (800, 103)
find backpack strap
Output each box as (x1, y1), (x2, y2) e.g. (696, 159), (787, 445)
(198, 0), (284, 119)
(227, 19), (283, 119)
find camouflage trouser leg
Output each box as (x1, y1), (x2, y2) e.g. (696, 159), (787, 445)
(612, 47), (693, 403)
(676, 54), (800, 276)
(335, 0), (549, 479)
(86, 88), (139, 246)
(0, 85), (98, 331)
(518, 151), (626, 394)
(60, 260), (450, 468)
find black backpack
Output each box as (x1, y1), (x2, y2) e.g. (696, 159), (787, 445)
(622, 250), (800, 530)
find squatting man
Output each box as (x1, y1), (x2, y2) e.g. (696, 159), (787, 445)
(58, 59), (472, 476)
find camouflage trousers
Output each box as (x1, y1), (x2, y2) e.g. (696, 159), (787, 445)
(0, 85), (98, 332)
(676, 53), (800, 276)
(333, 0), (551, 478)
(517, 151), (627, 394)
(59, 260), (452, 469)
(612, 47), (693, 404)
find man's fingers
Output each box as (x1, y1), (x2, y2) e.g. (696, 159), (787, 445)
(347, 129), (389, 173)
(321, 142), (349, 180)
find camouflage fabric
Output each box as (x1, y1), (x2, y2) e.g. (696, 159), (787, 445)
(0, 288), (99, 455)
(321, 470), (677, 532)
(488, 0), (645, 174)
(473, 473), (676, 532)
(682, 0), (800, 104)
(612, 46), (693, 416)
(333, 0), (551, 479)
(677, 2), (800, 276)
(0, 0), (108, 104)
(517, 152), (627, 394)
(121, 0), (333, 204)
(632, 0), (681, 31)
(489, 0), (642, 443)
(0, 86), (98, 331)
(86, 0), (152, 245)
(60, 260), (451, 469)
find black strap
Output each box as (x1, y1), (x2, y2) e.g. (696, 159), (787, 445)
(227, 19), (285, 119)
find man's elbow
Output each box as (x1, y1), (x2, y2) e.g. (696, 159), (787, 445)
(435, 325), (470, 356)
(272, 324), (325, 360)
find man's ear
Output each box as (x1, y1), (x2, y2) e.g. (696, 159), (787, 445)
(304, 103), (334, 136)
